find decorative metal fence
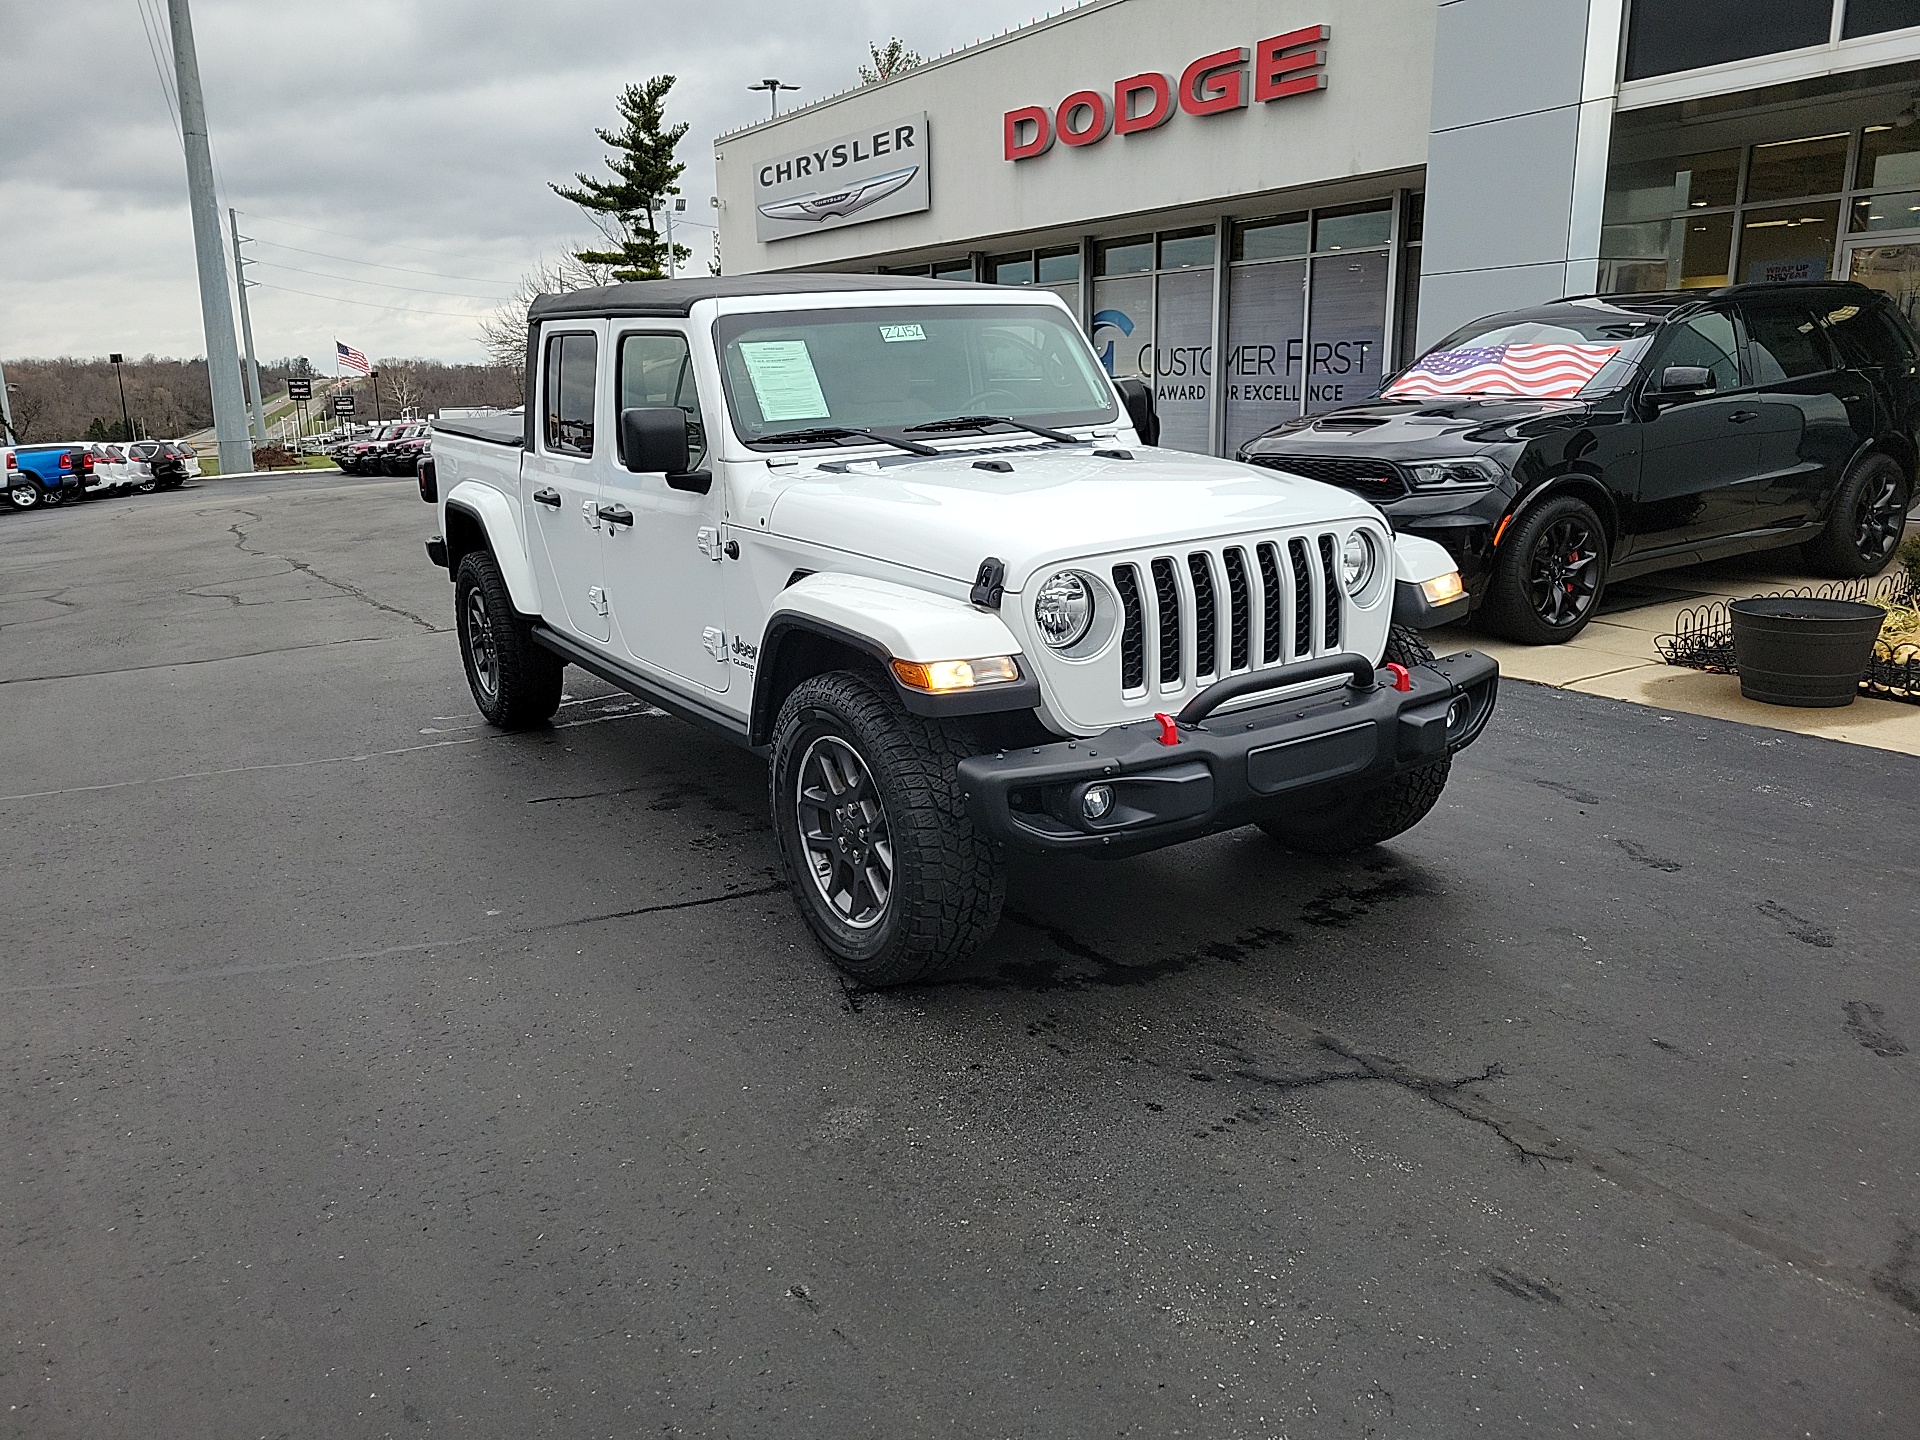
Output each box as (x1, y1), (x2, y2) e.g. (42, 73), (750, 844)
(1654, 572), (1920, 705)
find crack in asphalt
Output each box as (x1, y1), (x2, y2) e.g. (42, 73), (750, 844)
(228, 519), (439, 632)
(0, 633), (431, 688)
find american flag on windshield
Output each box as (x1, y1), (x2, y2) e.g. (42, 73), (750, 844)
(335, 340), (370, 375)
(1385, 343), (1620, 400)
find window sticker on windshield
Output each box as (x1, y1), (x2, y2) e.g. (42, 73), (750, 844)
(879, 323), (927, 343)
(1386, 343), (1620, 400)
(738, 339), (831, 422)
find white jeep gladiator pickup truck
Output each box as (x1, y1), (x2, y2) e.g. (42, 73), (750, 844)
(423, 275), (1497, 985)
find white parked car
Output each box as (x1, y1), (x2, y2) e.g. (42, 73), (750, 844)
(82, 443), (130, 493)
(423, 276), (1497, 984)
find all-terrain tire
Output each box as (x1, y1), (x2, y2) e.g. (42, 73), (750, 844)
(1802, 451), (1910, 578)
(1481, 493), (1609, 644)
(454, 551), (564, 729)
(770, 670), (1005, 986)
(1258, 625), (1452, 854)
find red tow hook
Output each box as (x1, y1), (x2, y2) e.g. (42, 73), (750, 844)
(1384, 662), (1413, 693)
(1153, 712), (1181, 746)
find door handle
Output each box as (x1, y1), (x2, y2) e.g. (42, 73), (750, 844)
(1728, 410), (1759, 423)
(532, 487), (561, 507)
(597, 503), (634, 528)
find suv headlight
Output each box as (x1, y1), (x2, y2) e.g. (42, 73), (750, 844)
(1406, 457), (1503, 490)
(1034, 571), (1094, 649)
(1341, 532), (1378, 594)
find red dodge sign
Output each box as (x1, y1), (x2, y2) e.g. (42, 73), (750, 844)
(1004, 25), (1328, 161)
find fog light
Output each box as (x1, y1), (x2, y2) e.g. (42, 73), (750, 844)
(1446, 697), (1469, 731)
(1082, 784), (1114, 821)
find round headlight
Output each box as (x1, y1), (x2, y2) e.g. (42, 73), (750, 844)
(1341, 532), (1377, 594)
(1034, 571), (1094, 649)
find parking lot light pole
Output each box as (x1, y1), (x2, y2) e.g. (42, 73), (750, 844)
(167, 0), (252, 477)
(0, 362), (16, 445)
(109, 353), (133, 441)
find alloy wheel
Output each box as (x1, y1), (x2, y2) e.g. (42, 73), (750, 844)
(1527, 517), (1602, 629)
(794, 734), (894, 931)
(1855, 472), (1906, 566)
(8, 485), (38, 508)
(463, 587), (498, 700)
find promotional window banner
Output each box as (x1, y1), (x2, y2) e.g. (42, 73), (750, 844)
(1154, 268), (1215, 453)
(753, 113), (931, 243)
(1224, 259), (1307, 452)
(1304, 252), (1388, 415)
(1091, 276), (1154, 384)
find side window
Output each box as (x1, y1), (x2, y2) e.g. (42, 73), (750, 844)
(1823, 301), (1917, 373)
(1742, 304), (1834, 383)
(618, 333), (707, 471)
(1654, 311), (1741, 390)
(542, 331), (598, 456)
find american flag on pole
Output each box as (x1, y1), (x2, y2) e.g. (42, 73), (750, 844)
(1385, 343), (1621, 401)
(335, 340), (370, 375)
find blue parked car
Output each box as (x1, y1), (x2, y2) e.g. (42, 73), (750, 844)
(7, 444), (89, 509)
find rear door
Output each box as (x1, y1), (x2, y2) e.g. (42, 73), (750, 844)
(1628, 309), (1757, 553)
(523, 323), (609, 644)
(1737, 297), (1868, 533)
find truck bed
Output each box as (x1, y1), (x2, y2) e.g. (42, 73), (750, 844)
(432, 413), (524, 447)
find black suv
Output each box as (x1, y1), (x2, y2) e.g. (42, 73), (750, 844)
(1240, 281), (1918, 643)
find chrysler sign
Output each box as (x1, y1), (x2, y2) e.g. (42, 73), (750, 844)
(754, 112), (931, 242)
(1004, 26), (1328, 160)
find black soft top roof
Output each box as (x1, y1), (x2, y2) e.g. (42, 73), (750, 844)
(528, 273), (996, 322)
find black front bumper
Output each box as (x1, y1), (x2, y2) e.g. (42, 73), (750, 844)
(958, 651), (1499, 856)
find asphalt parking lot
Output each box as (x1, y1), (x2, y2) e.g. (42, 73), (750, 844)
(3, 473), (1917, 1439)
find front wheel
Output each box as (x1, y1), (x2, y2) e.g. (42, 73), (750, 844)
(454, 551), (563, 728)
(1803, 452), (1909, 578)
(770, 671), (1005, 986)
(1481, 494), (1609, 644)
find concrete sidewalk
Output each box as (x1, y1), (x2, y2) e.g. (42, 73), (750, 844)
(1433, 519), (1920, 756)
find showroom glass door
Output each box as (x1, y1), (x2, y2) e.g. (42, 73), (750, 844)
(1843, 238), (1920, 329)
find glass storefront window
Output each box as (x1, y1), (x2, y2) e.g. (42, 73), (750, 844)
(1036, 247), (1080, 284)
(1740, 201), (1842, 282)
(1157, 228), (1216, 270)
(1305, 252), (1388, 415)
(1096, 236), (1154, 276)
(1600, 212), (1732, 291)
(1678, 212), (1735, 286)
(1154, 269), (1215, 450)
(1844, 0), (1920, 38)
(990, 253), (1034, 285)
(1852, 190), (1920, 231)
(932, 259), (975, 281)
(1857, 124), (1920, 191)
(1313, 201), (1393, 252)
(1603, 150), (1740, 222)
(1625, 0), (1834, 82)
(1225, 259), (1306, 453)
(1747, 133), (1849, 203)
(1232, 213), (1309, 262)
(1091, 275), (1153, 383)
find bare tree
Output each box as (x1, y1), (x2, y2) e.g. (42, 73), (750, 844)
(378, 360), (424, 417)
(478, 253), (616, 382)
(860, 38), (923, 85)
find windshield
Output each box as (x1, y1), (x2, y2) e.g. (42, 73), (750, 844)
(1386, 312), (1659, 400)
(714, 304), (1118, 447)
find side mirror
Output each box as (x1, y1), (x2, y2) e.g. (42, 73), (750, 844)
(1113, 378), (1160, 447)
(1656, 365), (1714, 396)
(620, 406), (690, 474)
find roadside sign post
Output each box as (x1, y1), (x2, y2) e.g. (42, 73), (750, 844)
(288, 377), (312, 448)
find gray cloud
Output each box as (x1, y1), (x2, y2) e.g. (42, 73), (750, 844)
(1, 0), (1062, 363)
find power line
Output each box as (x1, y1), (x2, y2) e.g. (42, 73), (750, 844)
(248, 259), (509, 301)
(244, 236), (514, 287)
(249, 280), (493, 321)
(241, 211), (522, 269)
(133, 0), (181, 141)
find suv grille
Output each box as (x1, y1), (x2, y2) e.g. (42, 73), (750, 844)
(1247, 454), (1406, 502)
(1109, 530), (1349, 699)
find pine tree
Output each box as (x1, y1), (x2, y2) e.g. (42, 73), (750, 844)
(860, 39), (923, 85)
(551, 77), (691, 282)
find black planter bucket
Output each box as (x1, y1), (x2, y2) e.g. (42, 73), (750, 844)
(1729, 597), (1885, 707)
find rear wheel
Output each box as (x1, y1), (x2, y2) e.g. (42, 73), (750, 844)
(1803, 452), (1909, 578)
(8, 484), (39, 509)
(1258, 627), (1451, 855)
(454, 551), (563, 728)
(770, 670), (1004, 986)
(1482, 494), (1609, 644)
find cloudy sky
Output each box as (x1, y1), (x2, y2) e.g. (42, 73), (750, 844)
(1, 0), (1072, 367)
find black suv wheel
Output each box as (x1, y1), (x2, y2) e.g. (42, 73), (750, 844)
(770, 670), (1004, 986)
(454, 552), (563, 728)
(1482, 494), (1609, 644)
(1804, 452), (1910, 578)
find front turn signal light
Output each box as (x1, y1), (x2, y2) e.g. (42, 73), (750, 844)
(1420, 571), (1466, 605)
(890, 655), (1021, 693)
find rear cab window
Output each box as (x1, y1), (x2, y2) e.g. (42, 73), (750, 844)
(542, 331), (599, 456)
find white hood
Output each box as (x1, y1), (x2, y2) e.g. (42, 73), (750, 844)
(764, 446), (1378, 589)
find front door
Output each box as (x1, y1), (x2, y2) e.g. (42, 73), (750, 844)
(601, 329), (730, 695)
(1628, 309), (1759, 554)
(524, 325), (609, 644)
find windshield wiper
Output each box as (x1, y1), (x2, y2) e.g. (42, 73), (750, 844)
(902, 414), (1077, 443)
(757, 425), (938, 456)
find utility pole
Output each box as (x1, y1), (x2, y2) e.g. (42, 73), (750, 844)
(228, 209), (265, 445)
(663, 196), (687, 279)
(167, 0), (251, 476)
(110, 353), (133, 440)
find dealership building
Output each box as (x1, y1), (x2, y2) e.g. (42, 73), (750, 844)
(714, 0), (1920, 456)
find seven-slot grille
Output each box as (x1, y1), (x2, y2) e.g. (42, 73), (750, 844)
(1110, 531), (1350, 700)
(1246, 454), (1406, 502)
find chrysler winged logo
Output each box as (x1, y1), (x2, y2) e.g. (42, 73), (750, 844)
(757, 165), (920, 224)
